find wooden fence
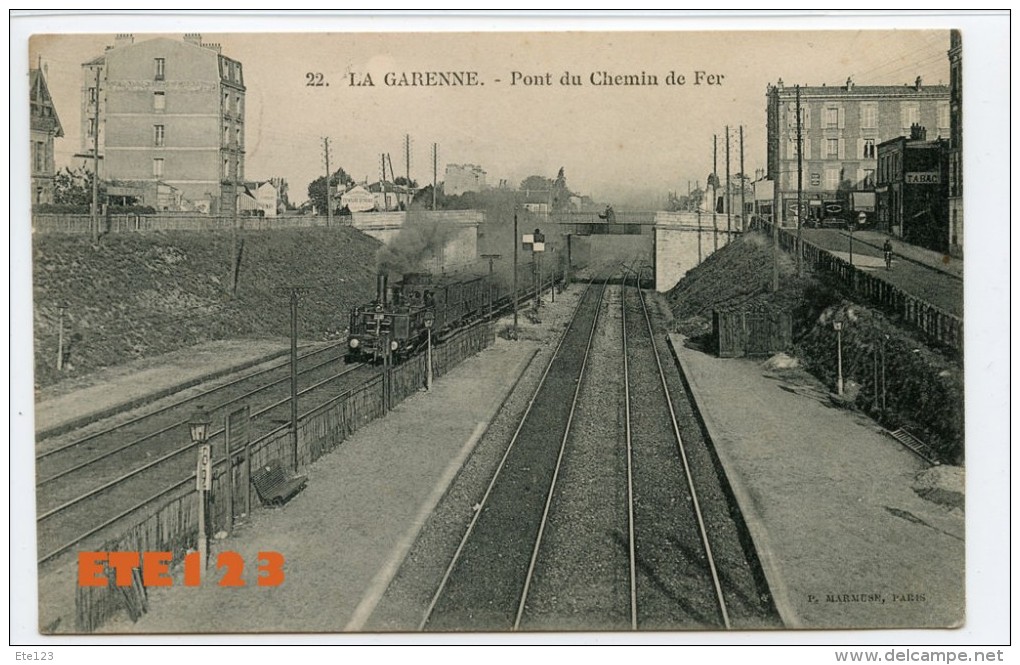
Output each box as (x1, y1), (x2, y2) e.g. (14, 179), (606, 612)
(714, 307), (793, 358)
(73, 321), (495, 632)
(752, 219), (962, 353)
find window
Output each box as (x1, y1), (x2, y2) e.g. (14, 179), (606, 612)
(860, 103), (878, 129)
(938, 102), (950, 133)
(33, 141), (44, 172)
(154, 58), (165, 80)
(826, 138), (839, 158)
(863, 139), (876, 159)
(224, 124), (230, 145)
(901, 103), (919, 129)
(825, 169), (839, 190)
(224, 92), (230, 112)
(88, 87), (97, 103)
(153, 124), (165, 147)
(235, 126), (241, 147)
(153, 91), (165, 110)
(825, 107), (839, 128)
(86, 117), (96, 137)
(863, 169), (875, 188)
(223, 158), (230, 178)
(788, 137), (800, 159)
(153, 158), (164, 177)
(235, 95), (242, 117)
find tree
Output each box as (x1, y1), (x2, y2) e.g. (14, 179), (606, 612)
(393, 176), (418, 188)
(52, 166), (105, 208)
(307, 167), (354, 213)
(551, 166), (571, 212)
(519, 175), (554, 194)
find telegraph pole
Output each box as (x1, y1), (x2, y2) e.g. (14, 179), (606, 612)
(431, 143), (438, 210)
(91, 65), (101, 243)
(277, 286), (311, 471)
(772, 155), (781, 293)
(323, 137), (334, 228)
(796, 84), (804, 277)
(740, 125), (747, 233)
(405, 134), (411, 186)
(712, 135), (718, 252)
(512, 210), (519, 338)
(725, 125), (732, 243)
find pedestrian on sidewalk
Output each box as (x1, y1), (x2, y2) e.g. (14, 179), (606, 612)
(883, 239), (893, 270)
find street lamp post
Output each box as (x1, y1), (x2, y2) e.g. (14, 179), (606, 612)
(833, 321), (844, 396)
(189, 405), (213, 569)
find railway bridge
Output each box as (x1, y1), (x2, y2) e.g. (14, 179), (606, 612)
(548, 210), (740, 292)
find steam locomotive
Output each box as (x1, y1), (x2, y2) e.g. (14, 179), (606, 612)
(345, 264), (561, 364)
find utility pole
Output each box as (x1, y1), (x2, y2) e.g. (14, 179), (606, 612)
(796, 84), (804, 277)
(740, 125), (747, 233)
(277, 286), (310, 471)
(725, 125), (732, 243)
(91, 65), (101, 243)
(381, 153), (388, 210)
(405, 134), (411, 207)
(231, 131), (240, 294)
(712, 135), (718, 252)
(431, 143), (438, 210)
(323, 137), (334, 228)
(512, 210), (519, 338)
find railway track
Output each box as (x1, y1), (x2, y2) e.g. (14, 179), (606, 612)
(35, 342), (377, 566)
(419, 271), (780, 631)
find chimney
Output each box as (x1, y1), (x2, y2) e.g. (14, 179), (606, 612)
(377, 274), (388, 306)
(915, 75), (923, 91)
(845, 76), (854, 91)
(910, 123), (927, 140)
(184, 33), (202, 46)
(776, 78), (784, 91)
(113, 34), (134, 49)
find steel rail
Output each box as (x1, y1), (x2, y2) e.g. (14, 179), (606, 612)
(36, 341), (346, 461)
(419, 276), (600, 631)
(620, 274), (639, 630)
(36, 362), (367, 521)
(635, 283), (731, 629)
(514, 276), (608, 630)
(36, 355), (362, 487)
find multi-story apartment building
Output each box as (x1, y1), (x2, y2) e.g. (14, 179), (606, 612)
(947, 30), (963, 256)
(444, 163), (487, 196)
(30, 66), (63, 205)
(766, 76), (949, 225)
(81, 34), (245, 212)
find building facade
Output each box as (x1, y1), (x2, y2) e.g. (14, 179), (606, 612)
(444, 163), (487, 195)
(766, 77), (949, 225)
(30, 67), (64, 205)
(875, 126), (949, 253)
(81, 34), (245, 213)
(947, 30), (963, 256)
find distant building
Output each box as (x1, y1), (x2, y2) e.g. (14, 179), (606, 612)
(367, 180), (412, 211)
(875, 125), (949, 252)
(237, 180), (279, 217)
(947, 30), (963, 256)
(30, 66), (64, 205)
(81, 33), (245, 213)
(339, 184), (374, 213)
(766, 76), (949, 225)
(444, 163), (487, 195)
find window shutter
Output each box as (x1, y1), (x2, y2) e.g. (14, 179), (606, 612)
(803, 104), (810, 128)
(856, 168), (864, 186)
(838, 138), (845, 160)
(804, 138), (811, 160)
(838, 107), (845, 129)
(857, 138), (864, 159)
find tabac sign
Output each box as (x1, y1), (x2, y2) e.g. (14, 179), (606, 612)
(906, 172), (940, 185)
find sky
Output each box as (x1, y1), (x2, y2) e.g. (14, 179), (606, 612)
(29, 24), (953, 208)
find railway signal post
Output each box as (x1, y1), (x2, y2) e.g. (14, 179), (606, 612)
(481, 253), (501, 320)
(424, 311), (435, 391)
(189, 406), (212, 569)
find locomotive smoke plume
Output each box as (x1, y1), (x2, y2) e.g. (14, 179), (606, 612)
(376, 213), (459, 276)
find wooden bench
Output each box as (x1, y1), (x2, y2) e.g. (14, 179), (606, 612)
(251, 459), (308, 507)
